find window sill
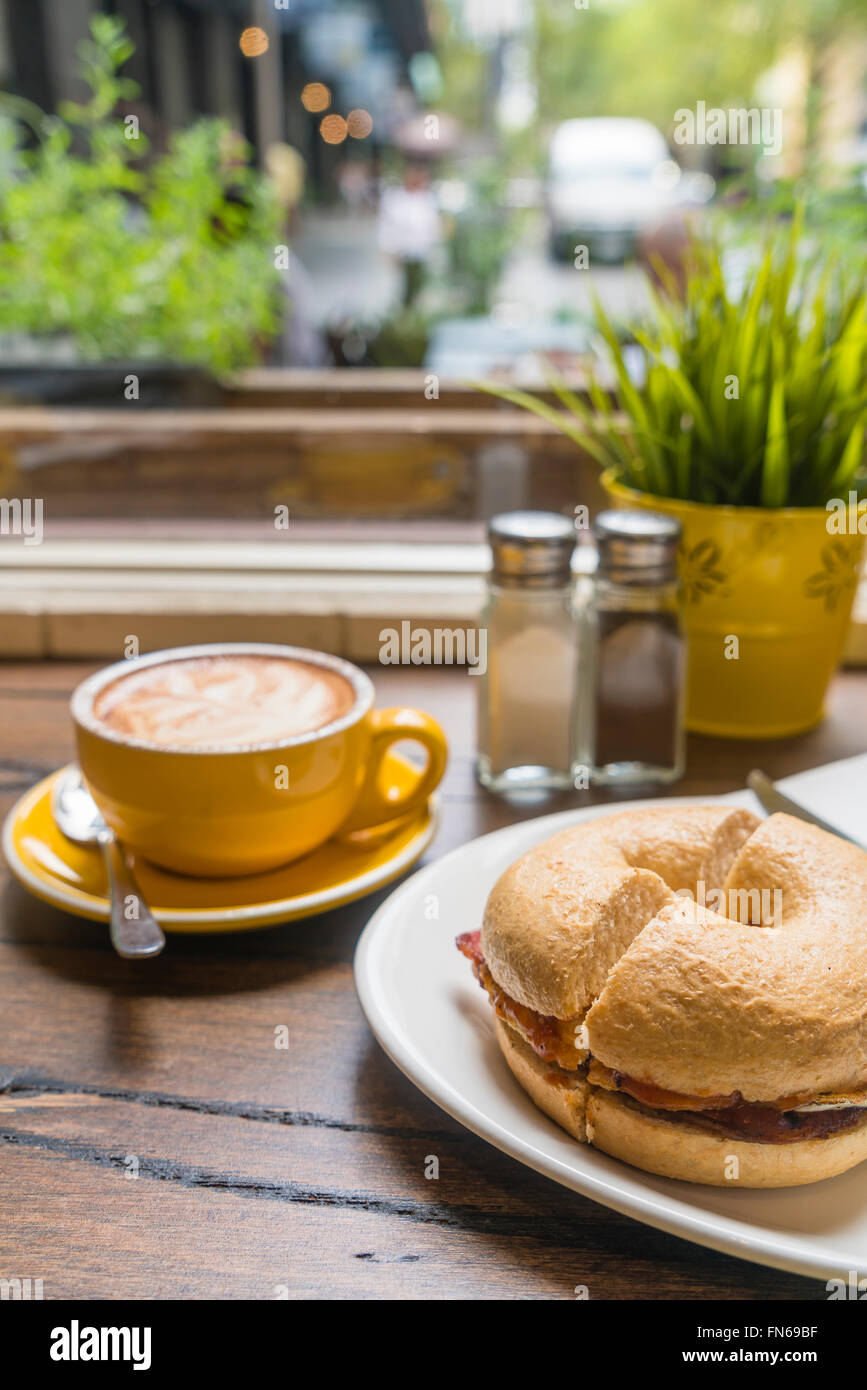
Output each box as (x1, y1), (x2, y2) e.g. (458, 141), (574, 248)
(1, 536), (865, 666)
(0, 538), (489, 659)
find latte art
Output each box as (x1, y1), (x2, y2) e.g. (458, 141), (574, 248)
(94, 655), (355, 749)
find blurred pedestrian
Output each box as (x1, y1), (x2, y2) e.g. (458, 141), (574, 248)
(377, 163), (442, 308)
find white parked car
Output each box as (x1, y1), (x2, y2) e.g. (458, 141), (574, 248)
(548, 117), (694, 263)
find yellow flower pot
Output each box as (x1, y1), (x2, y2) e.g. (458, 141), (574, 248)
(603, 472), (865, 738)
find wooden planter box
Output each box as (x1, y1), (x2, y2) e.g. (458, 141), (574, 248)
(0, 368), (604, 526)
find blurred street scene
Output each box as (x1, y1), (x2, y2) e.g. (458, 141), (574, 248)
(1, 0), (866, 380)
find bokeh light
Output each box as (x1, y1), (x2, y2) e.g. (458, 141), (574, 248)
(347, 109), (373, 139)
(239, 27), (269, 58)
(320, 115), (348, 146)
(301, 82), (331, 114)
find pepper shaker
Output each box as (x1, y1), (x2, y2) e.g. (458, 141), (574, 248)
(477, 511), (577, 792)
(576, 509), (686, 786)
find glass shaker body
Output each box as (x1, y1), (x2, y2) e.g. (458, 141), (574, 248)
(477, 578), (577, 792)
(476, 510), (578, 794)
(575, 509), (686, 787)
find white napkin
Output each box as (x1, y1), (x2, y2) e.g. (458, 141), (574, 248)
(777, 755), (867, 842)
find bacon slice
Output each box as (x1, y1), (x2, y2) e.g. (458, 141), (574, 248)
(456, 930), (484, 967)
(588, 1062), (867, 1142)
(628, 1095), (867, 1145)
(588, 1059), (740, 1111)
(587, 1059), (857, 1115)
(456, 931), (585, 1071)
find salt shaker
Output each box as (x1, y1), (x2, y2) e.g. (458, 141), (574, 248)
(576, 509), (686, 786)
(477, 511), (577, 792)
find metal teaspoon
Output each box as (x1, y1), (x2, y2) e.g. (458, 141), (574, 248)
(51, 765), (166, 959)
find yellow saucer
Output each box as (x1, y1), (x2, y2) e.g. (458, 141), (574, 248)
(2, 758), (440, 932)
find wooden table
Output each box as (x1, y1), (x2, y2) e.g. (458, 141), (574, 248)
(1, 661), (864, 1301)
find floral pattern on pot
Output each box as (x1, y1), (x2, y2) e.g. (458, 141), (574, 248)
(679, 539), (729, 604)
(804, 540), (864, 614)
(678, 521), (787, 605)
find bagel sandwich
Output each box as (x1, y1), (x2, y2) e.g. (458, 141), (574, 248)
(457, 806), (867, 1187)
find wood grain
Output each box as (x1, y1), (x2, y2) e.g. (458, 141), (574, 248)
(0, 407), (570, 439)
(0, 661), (864, 1299)
(0, 405), (599, 523)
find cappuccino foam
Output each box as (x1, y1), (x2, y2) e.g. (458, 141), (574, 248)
(94, 655), (355, 749)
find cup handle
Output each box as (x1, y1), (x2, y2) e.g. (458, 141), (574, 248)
(338, 707), (448, 835)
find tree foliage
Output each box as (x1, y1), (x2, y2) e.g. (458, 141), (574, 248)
(0, 15), (281, 370)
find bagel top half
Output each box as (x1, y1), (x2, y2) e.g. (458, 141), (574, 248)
(479, 805), (867, 1105)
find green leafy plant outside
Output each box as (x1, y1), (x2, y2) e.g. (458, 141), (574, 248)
(444, 164), (522, 317)
(482, 212), (867, 508)
(0, 16), (281, 372)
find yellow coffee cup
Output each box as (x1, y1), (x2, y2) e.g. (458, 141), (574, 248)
(71, 643), (448, 877)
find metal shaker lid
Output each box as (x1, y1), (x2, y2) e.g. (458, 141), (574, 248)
(594, 509), (681, 584)
(488, 511), (575, 584)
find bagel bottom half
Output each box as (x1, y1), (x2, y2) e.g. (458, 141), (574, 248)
(586, 1089), (867, 1189)
(494, 1016), (588, 1142)
(494, 1017), (867, 1187)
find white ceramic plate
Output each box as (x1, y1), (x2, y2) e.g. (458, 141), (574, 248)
(355, 757), (867, 1284)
